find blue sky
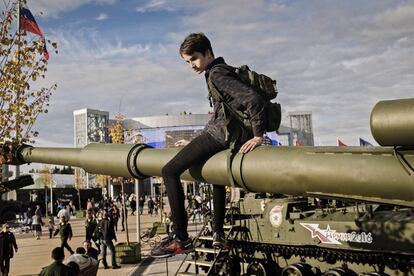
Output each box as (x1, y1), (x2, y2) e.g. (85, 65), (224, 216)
(6, 0), (414, 147)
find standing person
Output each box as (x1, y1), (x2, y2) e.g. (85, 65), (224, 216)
(154, 197), (159, 215)
(54, 216), (74, 255)
(147, 197), (154, 216)
(85, 211), (97, 241)
(35, 204), (42, 217)
(0, 224), (18, 276)
(120, 202), (127, 232)
(32, 213), (42, 240)
(96, 211), (120, 269)
(130, 196), (137, 216)
(39, 247), (70, 276)
(138, 196), (144, 215)
(151, 33), (265, 258)
(86, 198), (93, 213)
(47, 218), (55, 239)
(112, 204), (120, 231)
(57, 205), (70, 222)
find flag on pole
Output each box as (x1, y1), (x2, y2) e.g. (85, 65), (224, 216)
(19, 7), (44, 37)
(19, 6), (49, 60)
(359, 138), (373, 147)
(337, 138), (347, 147)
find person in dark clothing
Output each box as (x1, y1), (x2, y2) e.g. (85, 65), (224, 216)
(120, 203), (127, 231)
(54, 216), (74, 255)
(147, 197), (154, 216)
(138, 196), (144, 215)
(83, 240), (99, 260)
(130, 197), (137, 215)
(0, 224), (18, 276)
(112, 205), (120, 231)
(39, 247), (71, 276)
(96, 211), (120, 269)
(151, 33), (265, 258)
(85, 211), (100, 252)
(85, 211), (97, 241)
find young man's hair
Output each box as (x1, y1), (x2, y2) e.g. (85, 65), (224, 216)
(51, 247), (65, 261)
(179, 33), (214, 57)
(76, 247), (86, 254)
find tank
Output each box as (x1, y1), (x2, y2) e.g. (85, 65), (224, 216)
(1, 98), (414, 275)
(0, 175), (34, 223)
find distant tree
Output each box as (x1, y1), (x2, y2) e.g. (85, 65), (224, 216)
(0, 0), (58, 144)
(39, 165), (52, 187)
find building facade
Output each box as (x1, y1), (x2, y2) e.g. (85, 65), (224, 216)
(73, 108), (109, 188)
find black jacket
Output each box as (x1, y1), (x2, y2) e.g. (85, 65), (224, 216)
(97, 218), (116, 241)
(0, 231), (17, 259)
(204, 57), (266, 144)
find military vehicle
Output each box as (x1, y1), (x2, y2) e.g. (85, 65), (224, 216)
(0, 175), (34, 223)
(1, 98), (413, 275)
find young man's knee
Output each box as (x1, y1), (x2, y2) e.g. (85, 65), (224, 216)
(161, 163), (180, 178)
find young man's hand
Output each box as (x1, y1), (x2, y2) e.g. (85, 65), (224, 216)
(175, 139), (190, 147)
(239, 136), (263, 153)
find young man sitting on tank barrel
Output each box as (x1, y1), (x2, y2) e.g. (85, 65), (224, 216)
(151, 32), (266, 258)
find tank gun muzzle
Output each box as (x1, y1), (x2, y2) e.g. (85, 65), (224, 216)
(371, 98), (414, 146)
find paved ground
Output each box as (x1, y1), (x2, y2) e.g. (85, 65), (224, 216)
(9, 204), (205, 276)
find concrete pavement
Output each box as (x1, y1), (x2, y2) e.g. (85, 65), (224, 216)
(9, 205), (205, 276)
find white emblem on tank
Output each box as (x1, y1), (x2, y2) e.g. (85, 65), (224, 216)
(269, 205), (284, 227)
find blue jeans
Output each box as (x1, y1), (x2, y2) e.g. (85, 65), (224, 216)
(101, 240), (117, 267)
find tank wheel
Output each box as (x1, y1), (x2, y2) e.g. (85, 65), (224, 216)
(246, 261), (268, 276)
(323, 268), (358, 276)
(213, 255), (241, 276)
(281, 263), (314, 276)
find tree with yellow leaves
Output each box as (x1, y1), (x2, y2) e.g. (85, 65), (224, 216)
(0, 0), (58, 144)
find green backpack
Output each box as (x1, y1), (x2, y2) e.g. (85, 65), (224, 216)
(208, 64), (282, 133)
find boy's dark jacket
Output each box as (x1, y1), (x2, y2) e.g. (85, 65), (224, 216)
(54, 222), (72, 241)
(204, 57), (266, 144)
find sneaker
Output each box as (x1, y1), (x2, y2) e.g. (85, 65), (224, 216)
(151, 237), (193, 258)
(112, 264), (121, 269)
(212, 232), (230, 250)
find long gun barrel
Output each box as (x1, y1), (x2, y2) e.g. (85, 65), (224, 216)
(2, 99), (414, 207)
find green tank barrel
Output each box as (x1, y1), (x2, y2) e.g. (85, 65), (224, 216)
(1, 98), (413, 207)
(371, 98), (414, 146)
(7, 141), (414, 208)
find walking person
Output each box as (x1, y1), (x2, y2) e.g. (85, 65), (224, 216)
(47, 218), (55, 239)
(151, 33), (265, 258)
(0, 224), (18, 276)
(96, 211), (120, 269)
(54, 216), (74, 255)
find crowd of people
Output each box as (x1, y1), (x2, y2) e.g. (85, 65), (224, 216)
(0, 193), (171, 276)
